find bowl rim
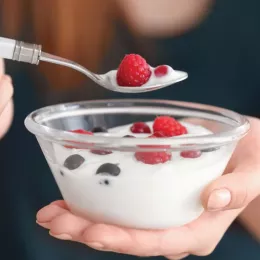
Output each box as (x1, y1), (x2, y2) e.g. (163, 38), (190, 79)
(24, 99), (250, 151)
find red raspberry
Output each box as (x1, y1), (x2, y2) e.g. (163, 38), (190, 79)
(150, 131), (167, 138)
(116, 54), (152, 87)
(153, 116), (187, 137)
(135, 147), (171, 165)
(134, 135), (171, 165)
(71, 129), (93, 135)
(65, 129), (93, 149)
(154, 65), (168, 77)
(180, 150), (202, 158)
(130, 122), (151, 134)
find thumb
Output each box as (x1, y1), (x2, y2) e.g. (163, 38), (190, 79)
(201, 170), (260, 211)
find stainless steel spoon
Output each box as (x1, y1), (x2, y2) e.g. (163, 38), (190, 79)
(0, 37), (188, 93)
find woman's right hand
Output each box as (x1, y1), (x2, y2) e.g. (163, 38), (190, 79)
(0, 59), (14, 139)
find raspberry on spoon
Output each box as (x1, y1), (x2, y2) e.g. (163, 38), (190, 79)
(116, 54), (152, 87)
(154, 65), (168, 77)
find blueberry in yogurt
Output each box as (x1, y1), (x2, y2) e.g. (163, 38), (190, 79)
(96, 163), (121, 176)
(92, 126), (108, 133)
(64, 154), (85, 170)
(99, 179), (110, 186)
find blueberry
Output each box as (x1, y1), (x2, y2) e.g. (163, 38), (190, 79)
(96, 163), (121, 176)
(99, 179), (110, 186)
(92, 126), (108, 133)
(123, 135), (135, 138)
(64, 154), (85, 170)
(60, 170), (64, 176)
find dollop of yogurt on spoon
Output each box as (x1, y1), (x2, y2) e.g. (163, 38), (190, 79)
(103, 54), (188, 93)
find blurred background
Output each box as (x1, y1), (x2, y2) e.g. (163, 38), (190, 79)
(0, 0), (260, 259)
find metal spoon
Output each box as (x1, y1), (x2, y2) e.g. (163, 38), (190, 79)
(0, 37), (188, 93)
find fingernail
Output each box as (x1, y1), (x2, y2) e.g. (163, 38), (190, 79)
(87, 242), (105, 249)
(49, 232), (72, 240)
(36, 220), (50, 229)
(207, 189), (231, 211)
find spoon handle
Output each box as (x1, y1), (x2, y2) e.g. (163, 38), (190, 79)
(39, 52), (101, 81)
(0, 36), (100, 82)
(0, 37), (41, 64)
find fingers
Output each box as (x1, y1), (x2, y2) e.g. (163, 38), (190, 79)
(36, 202), (238, 257)
(0, 75), (13, 114)
(201, 170), (260, 211)
(0, 75), (14, 139)
(50, 200), (69, 209)
(36, 204), (68, 228)
(36, 201), (91, 242)
(37, 201), (191, 256)
(0, 59), (5, 75)
(0, 100), (13, 139)
(82, 224), (193, 257)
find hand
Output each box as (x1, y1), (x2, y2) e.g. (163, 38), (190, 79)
(36, 117), (260, 259)
(0, 59), (14, 139)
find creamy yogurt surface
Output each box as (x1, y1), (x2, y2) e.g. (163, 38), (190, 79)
(105, 65), (187, 92)
(46, 122), (235, 229)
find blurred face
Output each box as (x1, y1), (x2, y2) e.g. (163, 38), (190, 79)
(117, 0), (214, 37)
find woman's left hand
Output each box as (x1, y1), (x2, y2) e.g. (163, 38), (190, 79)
(36, 117), (260, 259)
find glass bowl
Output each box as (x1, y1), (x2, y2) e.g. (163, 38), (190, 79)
(25, 99), (249, 229)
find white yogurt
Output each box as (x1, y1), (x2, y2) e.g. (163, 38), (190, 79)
(46, 122), (235, 229)
(105, 65), (187, 92)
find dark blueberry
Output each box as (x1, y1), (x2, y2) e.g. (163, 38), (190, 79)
(60, 170), (64, 176)
(201, 147), (220, 153)
(64, 154), (85, 170)
(123, 135), (135, 138)
(91, 149), (113, 155)
(99, 179), (110, 186)
(96, 163), (121, 176)
(92, 126), (108, 133)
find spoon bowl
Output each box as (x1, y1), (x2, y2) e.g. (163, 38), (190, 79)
(101, 70), (188, 93)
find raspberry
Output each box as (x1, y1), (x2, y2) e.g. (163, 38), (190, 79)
(130, 122), (151, 134)
(180, 150), (201, 158)
(116, 54), (152, 87)
(135, 147), (172, 165)
(134, 135), (171, 165)
(71, 129), (93, 135)
(154, 65), (168, 77)
(65, 129), (93, 149)
(153, 116), (187, 137)
(150, 131), (167, 138)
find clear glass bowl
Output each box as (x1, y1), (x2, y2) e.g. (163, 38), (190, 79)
(25, 99), (250, 229)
